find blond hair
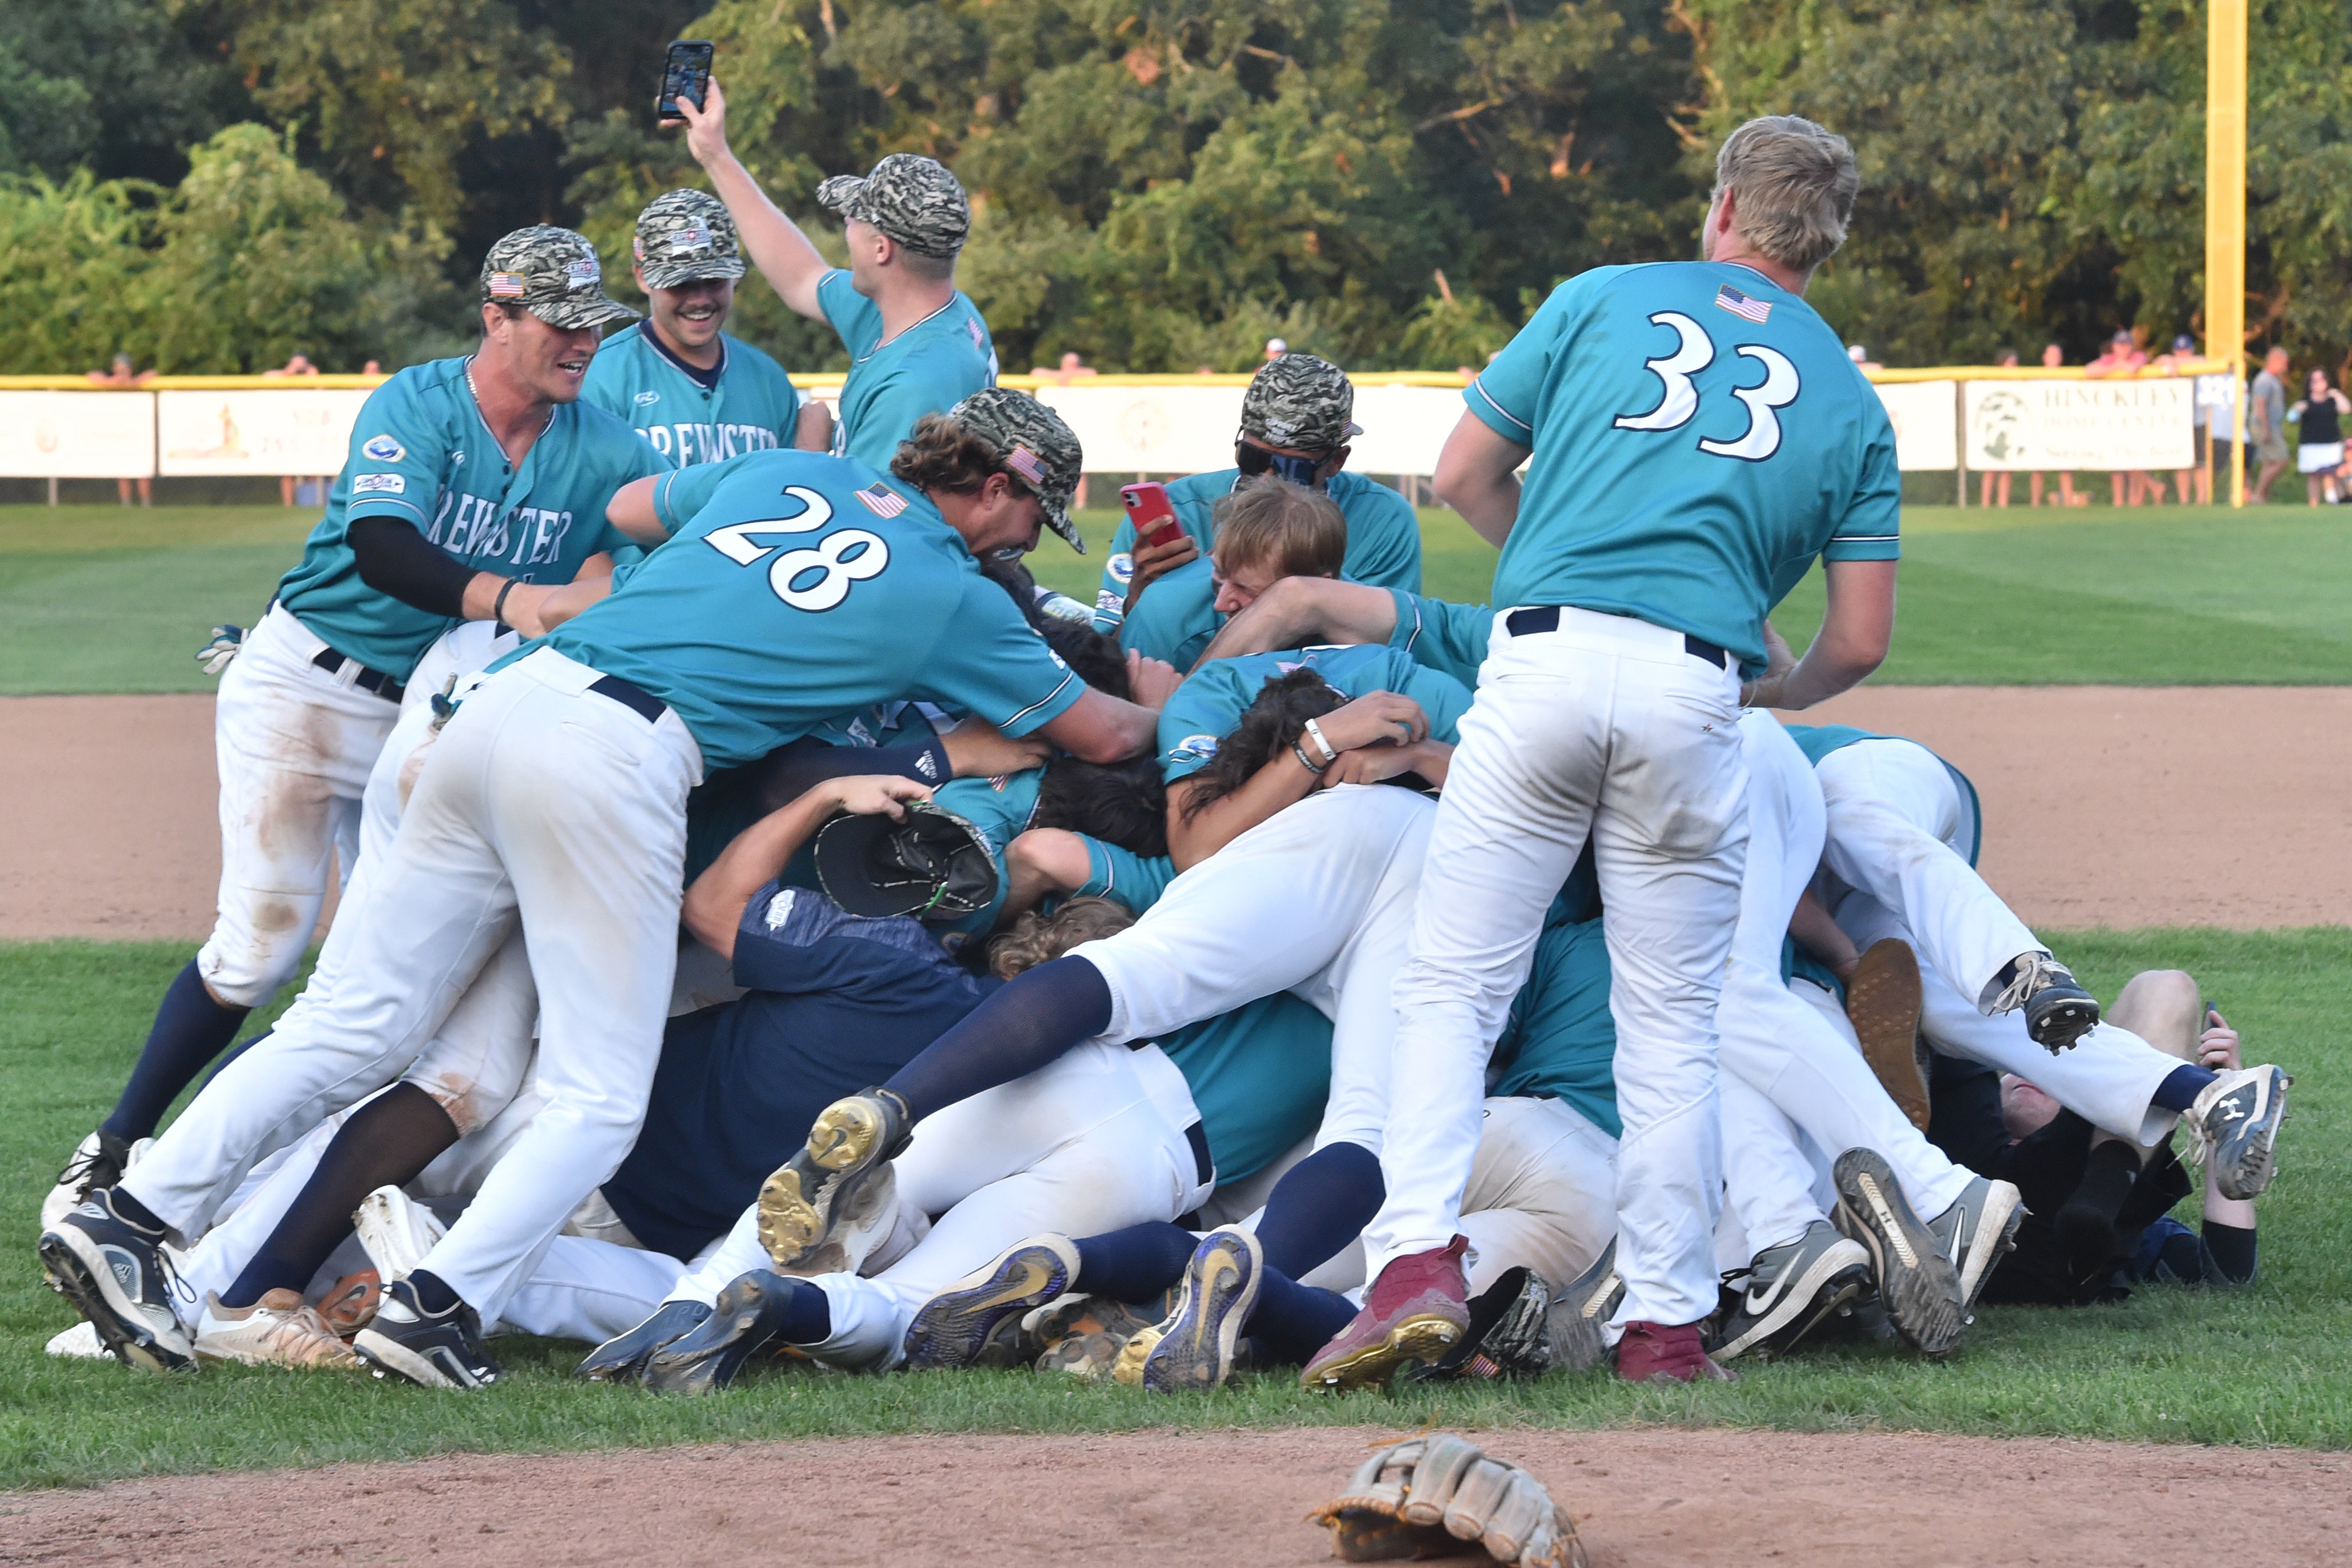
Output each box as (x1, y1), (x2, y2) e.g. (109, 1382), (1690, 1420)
(1211, 478), (1345, 580)
(988, 896), (1135, 980)
(1713, 115), (1859, 273)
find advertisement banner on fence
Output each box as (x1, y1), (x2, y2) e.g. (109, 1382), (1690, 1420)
(1870, 380), (1959, 472)
(1033, 383), (1246, 476)
(1963, 378), (2194, 472)
(0, 392), (155, 479)
(155, 389), (372, 477)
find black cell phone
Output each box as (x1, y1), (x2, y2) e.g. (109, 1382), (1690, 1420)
(657, 41), (714, 124)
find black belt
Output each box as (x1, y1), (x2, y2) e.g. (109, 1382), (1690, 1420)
(310, 646), (405, 704)
(1184, 1121), (1215, 1189)
(1503, 606), (1731, 670)
(588, 673), (667, 724)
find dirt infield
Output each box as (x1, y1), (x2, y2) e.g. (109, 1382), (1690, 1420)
(3, 1426), (2344, 1567)
(5, 686), (2349, 940)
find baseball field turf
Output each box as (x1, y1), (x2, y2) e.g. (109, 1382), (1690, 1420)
(2, 499), (2347, 1490)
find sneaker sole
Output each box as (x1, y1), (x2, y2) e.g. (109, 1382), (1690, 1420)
(1142, 1237), (1260, 1393)
(1302, 1315), (1463, 1393)
(1952, 1184), (2025, 1311)
(1832, 1152), (1967, 1358)
(2025, 996), (2099, 1053)
(1712, 1245), (1871, 1362)
(2211, 1070), (2290, 1201)
(1110, 1323), (1164, 1385)
(903, 1241), (1078, 1372)
(1847, 941), (1930, 1132)
(37, 1228), (193, 1374)
(351, 1328), (480, 1389)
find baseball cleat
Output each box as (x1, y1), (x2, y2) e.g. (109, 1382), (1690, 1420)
(902, 1235), (1080, 1372)
(1831, 1148), (1967, 1358)
(1709, 1220), (1872, 1362)
(194, 1290), (363, 1370)
(1543, 1237), (1625, 1374)
(576, 1299), (715, 1382)
(39, 1190), (195, 1373)
(1035, 1294), (1172, 1382)
(1926, 1176), (2025, 1311)
(758, 1087), (911, 1271)
(1412, 1266), (1554, 1382)
(1141, 1227), (1263, 1393)
(1300, 1236), (1469, 1393)
(46, 1320), (108, 1359)
(41, 1129), (153, 1238)
(1989, 953), (2100, 1052)
(352, 1278), (500, 1389)
(1846, 939), (1932, 1132)
(1616, 1319), (1735, 1383)
(2187, 1065), (2290, 1200)
(353, 1185), (448, 1283)
(642, 1271), (810, 1394)
(315, 1270), (384, 1338)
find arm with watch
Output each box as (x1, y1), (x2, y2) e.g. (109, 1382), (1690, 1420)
(1165, 690), (1436, 871)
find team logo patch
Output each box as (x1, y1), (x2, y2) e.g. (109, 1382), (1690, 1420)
(855, 482), (909, 518)
(361, 434), (406, 462)
(1173, 734), (1219, 763)
(1263, 417), (1299, 444)
(1094, 589), (1122, 613)
(486, 272), (525, 298)
(1107, 551), (1134, 584)
(669, 225), (711, 253)
(634, 390), (661, 406)
(565, 258), (600, 289)
(1714, 284), (1772, 324)
(1037, 592), (1093, 625)
(352, 474), (406, 494)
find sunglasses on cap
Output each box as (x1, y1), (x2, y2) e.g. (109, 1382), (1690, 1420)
(1235, 441), (1326, 487)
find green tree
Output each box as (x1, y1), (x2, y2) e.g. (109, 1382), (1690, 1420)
(0, 168), (159, 371)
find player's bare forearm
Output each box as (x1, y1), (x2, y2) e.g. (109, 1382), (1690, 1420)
(1037, 690), (1157, 764)
(1788, 887), (1862, 978)
(683, 776), (931, 959)
(793, 400), (834, 452)
(940, 717), (1052, 779)
(460, 572), (560, 637)
(996, 828), (1093, 929)
(1754, 558), (1896, 710)
(605, 476), (672, 544)
(677, 80), (830, 320)
(1432, 415), (1527, 548)
(1167, 755), (1321, 872)
(1194, 577), (1398, 668)
(534, 574), (611, 631)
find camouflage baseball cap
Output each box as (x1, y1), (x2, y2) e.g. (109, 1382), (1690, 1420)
(817, 155), (970, 261)
(1239, 353), (1361, 452)
(480, 226), (638, 331)
(633, 190), (745, 290)
(947, 388), (1085, 553)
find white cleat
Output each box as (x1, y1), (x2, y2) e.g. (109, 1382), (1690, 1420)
(353, 1185), (448, 1282)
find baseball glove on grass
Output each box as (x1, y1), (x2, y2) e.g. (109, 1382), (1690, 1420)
(1309, 1434), (1586, 1567)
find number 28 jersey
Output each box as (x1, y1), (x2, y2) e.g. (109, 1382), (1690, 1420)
(541, 450), (1083, 770)
(1467, 260), (1900, 674)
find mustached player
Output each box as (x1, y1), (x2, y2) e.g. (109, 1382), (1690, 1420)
(42, 228), (667, 1233)
(1308, 115), (1911, 1391)
(583, 189), (826, 461)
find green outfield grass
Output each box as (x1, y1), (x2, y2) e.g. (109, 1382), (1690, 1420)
(2, 929), (2345, 1489)
(4, 500), (2351, 694)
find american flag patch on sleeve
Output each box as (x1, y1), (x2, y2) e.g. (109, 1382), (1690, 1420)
(1714, 284), (1771, 323)
(855, 482), (909, 518)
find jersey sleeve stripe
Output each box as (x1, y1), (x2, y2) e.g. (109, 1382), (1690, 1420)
(998, 668), (1079, 732)
(1466, 378), (1533, 436)
(346, 497), (429, 525)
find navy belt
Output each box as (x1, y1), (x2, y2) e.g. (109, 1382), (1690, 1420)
(588, 673), (667, 724)
(310, 646), (405, 704)
(1503, 606), (1732, 670)
(1184, 1121), (1215, 1189)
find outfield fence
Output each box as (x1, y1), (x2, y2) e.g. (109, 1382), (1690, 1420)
(0, 363), (2236, 502)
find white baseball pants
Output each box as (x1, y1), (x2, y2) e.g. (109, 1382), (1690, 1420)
(1365, 607), (1748, 1329)
(124, 647), (702, 1320)
(198, 604), (400, 1007)
(668, 1040), (1209, 1371)
(1073, 783), (1437, 1153)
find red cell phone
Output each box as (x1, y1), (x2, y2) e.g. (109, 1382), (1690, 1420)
(1121, 482), (1183, 548)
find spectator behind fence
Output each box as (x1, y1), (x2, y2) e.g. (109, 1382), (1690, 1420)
(85, 352), (155, 505)
(2031, 343), (2085, 508)
(2248, 346), (2291, 503)
(1978, 349), (2018, 508)
(2085, 329), (2160, 505)
(2287, 368), (2347, 506)
(262, 353), (326, 506)
(2156, 335), (2216, 506)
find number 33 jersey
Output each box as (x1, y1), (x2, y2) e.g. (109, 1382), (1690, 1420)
(541, 449), (1084, 770)
(1467, 260), (1901, 674)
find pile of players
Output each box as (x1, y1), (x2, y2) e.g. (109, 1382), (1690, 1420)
(36, 101), (2290, 1396)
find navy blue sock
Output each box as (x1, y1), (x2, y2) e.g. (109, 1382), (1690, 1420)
(409, 1268), (462, 1315)
(104, 1187), (166, 1236)
(882, 956), (1112, 1121)
(103, 960), (250, 1142)
(776, 1277), (833, 1344)
(1252, 1142), (1383, 1279)
(1243, 1266), (1358, 1367)
(2152, 1063), (2218, 1113)
(1073, 1222), (1198, 1302)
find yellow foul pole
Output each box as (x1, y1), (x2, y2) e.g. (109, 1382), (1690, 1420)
(2208, 0), (2248, 507)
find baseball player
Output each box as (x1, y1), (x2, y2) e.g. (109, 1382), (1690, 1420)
(41, 228), (666, 1236)
(1113, 479), (1348, 670)
(1095, 354), (1423, 632)
(676, 80), (996, 468)
(1311, 115), (1914, 1392)
(43, 393), (1160, 1385)
(583, 190), (824, 461)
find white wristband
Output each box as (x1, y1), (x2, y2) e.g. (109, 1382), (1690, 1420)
(1302, 718), (1340, 767)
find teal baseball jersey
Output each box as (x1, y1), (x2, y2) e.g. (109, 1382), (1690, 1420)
(540, 450), (1082, 770)
(1115, 557), (1219, 669)
(1157, 992), (1334, 1185)
(1156, 644), (1475, 784)
(930, 767), (1046, 942)
(581, 324), (802, 465)
(1385, 590), (1497, 689)
(1489, 913), (1619, 1138)
(1094, 468), (1423, 631)
(1076, 836), (1178, 915)
(1467, 261), (1901, 672)
(818, 271), (997, 470)
(274, 356), (667, 679)
(1783, 723), (1982, 867)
